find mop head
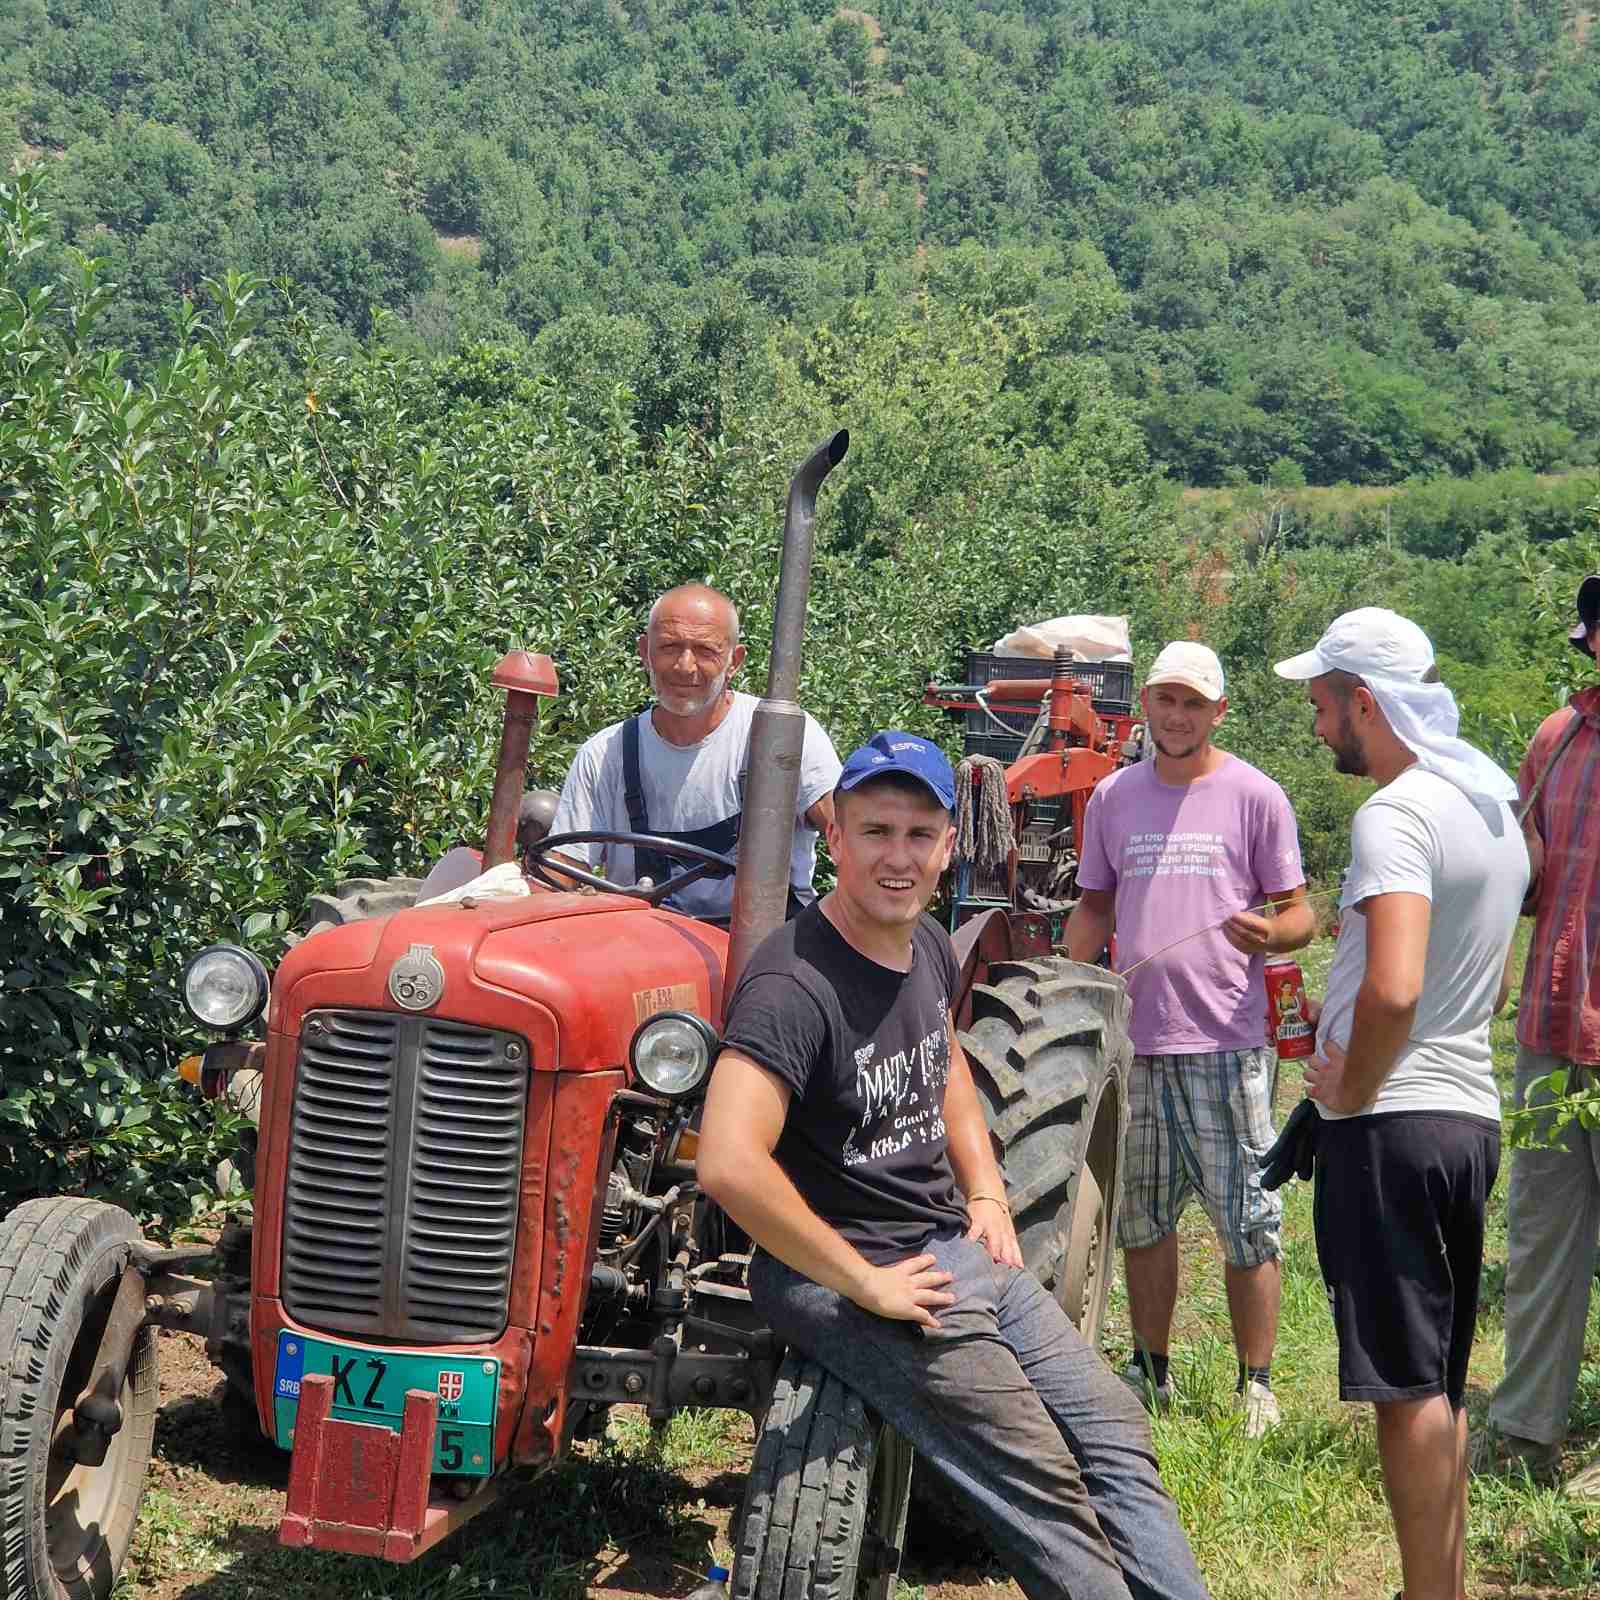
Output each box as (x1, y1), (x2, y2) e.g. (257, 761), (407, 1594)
(954, 755), (1015, 869)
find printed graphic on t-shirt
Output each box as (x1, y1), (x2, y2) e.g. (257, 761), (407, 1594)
(1077, 756), (1307, 1054)
(843, 1024), (950, 1167)
(1123, 830), (1228, 880)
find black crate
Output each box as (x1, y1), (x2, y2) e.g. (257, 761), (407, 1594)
(960, 651), (1135, 758)
(962, 731), (1039, 763)
(961, 726), (1129, 764)
(967, 650), (1135, 711)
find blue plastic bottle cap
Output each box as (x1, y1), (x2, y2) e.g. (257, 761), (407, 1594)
(708, 1567), (730, 1583)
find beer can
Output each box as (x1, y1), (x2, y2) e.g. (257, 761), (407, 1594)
(1264, 960), (1314, 1060)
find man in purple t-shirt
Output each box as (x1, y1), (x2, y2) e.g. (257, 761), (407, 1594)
(1065, 642), (1313, 1435)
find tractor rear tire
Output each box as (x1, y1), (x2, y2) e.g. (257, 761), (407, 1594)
(957, 956), (1131, 1349)
(732, 1353), (912, 1600)
(0, 1198), (158, 1600)
(292, 875), (426, 942)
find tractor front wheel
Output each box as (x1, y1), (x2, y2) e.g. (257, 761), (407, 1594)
(0, 1198), (158, 1600)
(732, 1353), (912, 1600)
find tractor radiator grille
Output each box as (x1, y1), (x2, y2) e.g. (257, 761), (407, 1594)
(281, 1010), (529, 1344)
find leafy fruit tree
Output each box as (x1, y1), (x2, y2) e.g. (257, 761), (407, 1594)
(7, 0), (1600, 485)
(0, 171), (1163, 1216)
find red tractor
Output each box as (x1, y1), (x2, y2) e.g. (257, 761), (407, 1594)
(925, 644), (1142, 932)
(0, 434), (1131, 1600)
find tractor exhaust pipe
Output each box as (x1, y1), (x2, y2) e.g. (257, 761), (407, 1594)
(726, 429), (849, 995)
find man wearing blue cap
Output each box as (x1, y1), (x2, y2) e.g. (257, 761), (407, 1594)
(699, 732), (1210, 1600)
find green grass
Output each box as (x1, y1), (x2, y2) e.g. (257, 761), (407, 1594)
(115, 1487), (232, 1588)
(119, 1407), (746, 1600)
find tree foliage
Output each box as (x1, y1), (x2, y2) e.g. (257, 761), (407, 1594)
(5, 167), (1595, 1215)
(12, 165), (1600, 1209)
(0, 172), (1162, 1214)
(6, 0), (1600, 485)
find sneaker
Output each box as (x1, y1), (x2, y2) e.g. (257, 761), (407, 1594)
(1118, 1356), (1171, 1413)
(1468, 1424), (1560, 1482)
(1566, 1453), (1600, 1500)
(1239, 1378), (1280, 1437)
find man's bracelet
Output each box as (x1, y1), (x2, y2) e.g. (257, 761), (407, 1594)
(966, 1192), (1010, 1209)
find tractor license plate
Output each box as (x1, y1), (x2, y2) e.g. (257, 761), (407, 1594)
(272, 1332), (499, 1476)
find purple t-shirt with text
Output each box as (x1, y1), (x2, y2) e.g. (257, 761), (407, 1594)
(1076, 754), (1304, 1055)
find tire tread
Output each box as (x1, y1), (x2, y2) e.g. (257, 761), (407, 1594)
(0, 1197), (157, 1600)
(956, 956), (1130, 1304)
(733, 1355), (894, 1600)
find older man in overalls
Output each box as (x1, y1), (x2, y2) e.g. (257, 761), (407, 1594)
(547, 584), (841, 920)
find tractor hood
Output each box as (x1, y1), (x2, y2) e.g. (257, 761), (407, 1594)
(268, 893), (729, 1071)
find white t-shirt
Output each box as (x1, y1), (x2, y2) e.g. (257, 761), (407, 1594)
(548, 692), (842, 918)
(1315, 766), (1528, 1122)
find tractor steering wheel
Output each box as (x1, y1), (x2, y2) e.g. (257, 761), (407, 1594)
(523, 830), (739, 909)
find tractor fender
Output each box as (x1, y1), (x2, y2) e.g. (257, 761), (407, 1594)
(949, 907), (1053, 1030)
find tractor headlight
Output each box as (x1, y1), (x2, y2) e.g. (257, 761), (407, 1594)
(629, 1011), (718, 1098)
(181, 944), (270, 1032)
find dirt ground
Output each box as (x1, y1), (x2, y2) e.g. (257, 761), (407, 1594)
(135, 1335), (1510, 1600)
(135, 1328), (1027, 1600)
(133, 1219), (1590, 1600)
(135, 1330), (295, 1600)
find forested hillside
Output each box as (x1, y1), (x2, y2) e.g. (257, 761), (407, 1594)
(6, 0), (1600, 484)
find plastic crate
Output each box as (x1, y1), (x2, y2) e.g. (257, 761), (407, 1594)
(959, 651), (1135, 760)
(968, 650), (1134, 711)
(962, 731), (1039, 763)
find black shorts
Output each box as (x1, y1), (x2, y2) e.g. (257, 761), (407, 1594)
(1312, 1111), (1499, 1409)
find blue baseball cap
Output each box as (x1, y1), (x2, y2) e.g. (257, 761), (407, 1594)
(837, 730), (956, 811)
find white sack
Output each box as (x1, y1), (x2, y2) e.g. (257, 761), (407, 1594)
(991, 614), (1132, 661)
(418, 860), (533, 905)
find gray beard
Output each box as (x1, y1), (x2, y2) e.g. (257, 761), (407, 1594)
(650, 665), (730, 719)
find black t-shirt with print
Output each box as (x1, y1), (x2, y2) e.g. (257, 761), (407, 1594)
(721, 905), (968, 1263)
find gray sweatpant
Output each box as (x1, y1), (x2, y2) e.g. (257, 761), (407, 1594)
(1487, 1047), (1600, 1446)
(749, 1232), (1211, 1600)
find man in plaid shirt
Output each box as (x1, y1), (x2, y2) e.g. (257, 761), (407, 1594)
(1480, 574), (1600, 1499)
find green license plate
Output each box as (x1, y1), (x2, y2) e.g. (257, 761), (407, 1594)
(272, 1331), (499, 1476)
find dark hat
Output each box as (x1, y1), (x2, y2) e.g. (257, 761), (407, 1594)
(1570, 574), (1600, 659)
(837, 730), (956, 811)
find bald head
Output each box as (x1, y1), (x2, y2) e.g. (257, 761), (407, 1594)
(647, 584), (740, 647)
(639, 584), (746, 726)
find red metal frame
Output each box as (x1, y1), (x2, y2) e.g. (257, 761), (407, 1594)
(279, 1375), (504, 1560)
(923, 675), (1135, 882)
(924, 669), (1137, 965)
(1002, 746), (1119, 865)
(484, 652), (559, 868)
(253, 893), (731, 1558)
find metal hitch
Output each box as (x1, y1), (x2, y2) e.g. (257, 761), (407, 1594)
(68, 1239), (218, 1466)
(67, 1264), (147, 1467)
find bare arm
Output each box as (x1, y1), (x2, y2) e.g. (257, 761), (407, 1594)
(1495, 937), (1519, 1015)
(1306, 892), (1429, 1113)
(943, 1025), (1023, 1268)
(530, 849), (597, 894)
(1064, 887), (1115, 963)
(1519, 809), (1544, 915)
(804, 792), (835, 835)
(696, 1050), (955, 1326)
(1222, 883), (1315, 956)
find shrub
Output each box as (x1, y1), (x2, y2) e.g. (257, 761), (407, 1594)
(0, 172), (1169, 1218)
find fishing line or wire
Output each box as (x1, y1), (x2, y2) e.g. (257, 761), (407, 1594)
(1118, 886), (1344, 978)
